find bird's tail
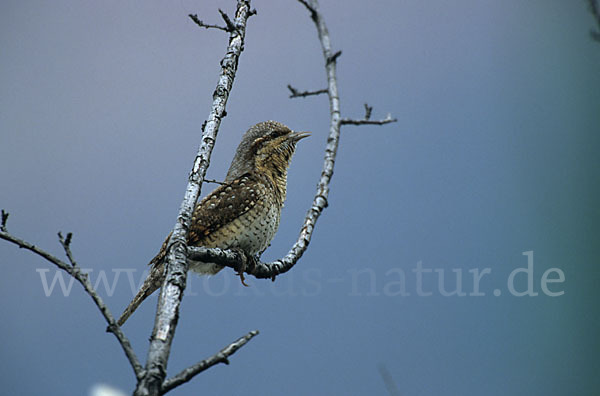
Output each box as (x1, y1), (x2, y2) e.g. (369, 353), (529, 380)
(116, 261), (164, 326)
(116, 234), (170, 326)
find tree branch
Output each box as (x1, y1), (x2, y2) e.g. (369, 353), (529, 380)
(341, 102), (397, 125)
(135, 1), (254, 395)
(218, 8), (237, 33)
(287, 84), (328, 98)
(203, 178), (226, 186)
(161, 330), (259, 393)
(0, 210), (144, 380)
(341, 114), (397, 126)
(188, 14), (229, 32)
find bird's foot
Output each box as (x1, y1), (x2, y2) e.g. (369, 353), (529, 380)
(231, 248), (250, 287)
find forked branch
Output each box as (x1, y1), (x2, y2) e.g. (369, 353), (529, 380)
(0, 210), (144, 379)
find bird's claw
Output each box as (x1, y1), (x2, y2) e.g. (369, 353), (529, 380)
(232, 248), (250, 287)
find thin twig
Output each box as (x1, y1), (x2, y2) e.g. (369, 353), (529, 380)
(188, 14), (228, 32)
(0, 212), (144, 379)
(341, 114), (397, 126)
(218, 9), (237, 32)
(1, 210), (8, 232)
(327, 50), (342, 64)
(203, 178), (226, 186)
(297, 0), (317, 21)
(363, 103), (373, 120)
(162, 330), (259, 393)
(135, 1), (254, 394)
(58, 232), (76, 266)
(287, 84), (328, 98)
(341, 102), (397, 125)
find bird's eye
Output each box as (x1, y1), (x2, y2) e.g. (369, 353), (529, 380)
(271, 128), (288, 138)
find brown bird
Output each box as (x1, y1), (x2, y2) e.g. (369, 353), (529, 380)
(117, 121), (308, 326)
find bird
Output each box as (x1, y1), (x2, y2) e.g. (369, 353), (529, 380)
(116, 121), (309, 326)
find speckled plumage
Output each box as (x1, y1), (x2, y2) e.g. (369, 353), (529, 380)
(117, 121), (308, 326)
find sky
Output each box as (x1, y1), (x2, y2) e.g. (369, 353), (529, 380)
(1, 0), (599, 395)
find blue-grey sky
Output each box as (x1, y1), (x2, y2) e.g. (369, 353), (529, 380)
(1, 1), (599, 395)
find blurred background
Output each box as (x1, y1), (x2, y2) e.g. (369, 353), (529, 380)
(1, 0), (598, 395)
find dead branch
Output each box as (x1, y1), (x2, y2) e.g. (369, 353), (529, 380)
(287, 84), (328, 98)
(0, 210), (144, 380)
(161, 330), (259, 393)
(134, 1), (255, 395)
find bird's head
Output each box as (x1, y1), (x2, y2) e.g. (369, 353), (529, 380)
(225, 121), (309, 184)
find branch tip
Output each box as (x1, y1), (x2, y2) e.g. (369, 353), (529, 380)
(327, 50), (342, 65)
(162, 329), (259, 392)
(341, 106), (397, 126)
(287, 84), (328, 98)
(340, 117), (398, 126)
(1, 210), (8, 231)
(364, 103), (373, 120)
(218, 9), (236, 32)
(188, 14), (228, 32)
(203, 178), (226, 186)
(298, 0), (317, 20)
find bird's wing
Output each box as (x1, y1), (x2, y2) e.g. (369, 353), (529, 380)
(188, 174), (263, 245)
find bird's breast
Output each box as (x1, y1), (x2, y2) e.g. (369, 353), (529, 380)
(189, 194), (281, 275)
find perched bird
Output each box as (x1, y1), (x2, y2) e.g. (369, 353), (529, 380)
(117, 121), (308, 326)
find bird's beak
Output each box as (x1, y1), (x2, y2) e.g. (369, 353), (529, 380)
(289, 131), (311, 142)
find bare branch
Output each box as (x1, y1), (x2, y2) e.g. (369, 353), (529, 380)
(218, 9), (237, 32)
(188, 14), (229, 32)
(0, 212), (144, 379)
(203, 178), (226, 186)
(341, 113), (397, 126)
(135, 1), (254, 394)
(58, 232), (76, 266)
(297, 0), (317, 21)
(363, 103), (373, 120)
(162, 330), (259, 393)
(287, 84), (328, 98)
(326, 50), (342, 64)
(1, 209), (8, 232)
(339, 102), (397, 126)
(340, 103), (396, 126)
